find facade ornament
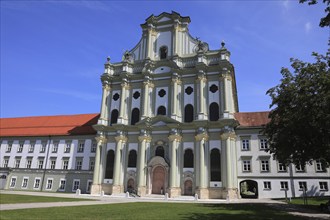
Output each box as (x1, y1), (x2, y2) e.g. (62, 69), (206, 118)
(122, 50), (134, 62)
(220, 127), (236, 140)
(194, 37), (209, 53)
(168, 134), (182, 142)
(221, 40), (226, 49)
(95, 135), (107, 145)
(115, 135), (128, 143)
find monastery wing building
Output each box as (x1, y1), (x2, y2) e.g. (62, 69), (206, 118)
(0, 12), (329, 199)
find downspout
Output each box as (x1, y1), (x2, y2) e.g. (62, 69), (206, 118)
(40, 135), (51, 191)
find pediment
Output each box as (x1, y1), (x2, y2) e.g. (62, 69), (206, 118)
(136, 115), (181, 128)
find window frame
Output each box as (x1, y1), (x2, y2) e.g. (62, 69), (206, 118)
(46, 178), (53, 190)
(260, 159), (270, 172)
(263, 181), (271, 190)
(59, 179), (66, 191)
(280, 181), (289, 190)
(21, 177), (29, 189)
(242, 160), (251, 172)
(10, 177), (17, 188)
(72, 179), (80, 192)
(319, 182), (329, 191)
(33, 178), (41, 189)
(241, 139), (250, 151)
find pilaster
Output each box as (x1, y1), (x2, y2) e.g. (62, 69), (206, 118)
(195, 129), (209, 189)
(195, 71), (208, 120)
(91, 135), (107, 195)
(118, 79), (130, 124)
(170, 74), (182, 121)
(112, 134), (127, 194)
(220, 69), (234, 118)
(168, 132), (182, 197)
(137, 132), (152, 196)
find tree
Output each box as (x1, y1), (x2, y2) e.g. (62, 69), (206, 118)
(263, 51), (330, 166)
(299, 0), (330, 27)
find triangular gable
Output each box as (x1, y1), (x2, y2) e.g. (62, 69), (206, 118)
(136, 115), (181, 127)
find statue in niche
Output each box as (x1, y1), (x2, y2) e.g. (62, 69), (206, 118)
(194, 37), (209, 53)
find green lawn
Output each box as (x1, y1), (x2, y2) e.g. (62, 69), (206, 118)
(0, 202), (309, 220)
(288, 196), (329, 206)
(0, 194), (92, 204)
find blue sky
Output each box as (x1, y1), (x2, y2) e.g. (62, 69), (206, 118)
(1, 0), (328, 118)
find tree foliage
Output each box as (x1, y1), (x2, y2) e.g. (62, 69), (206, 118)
(299, 0), (330, 27)
(263, 51), (330, 166)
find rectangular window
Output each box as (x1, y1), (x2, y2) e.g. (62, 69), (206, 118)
(62, 159), (69, 170)
(280, 181), (288, 190)
(64, 142), (71, 153)
(319, 182), (329, 191)
(242, 160), (251, 172)
(3, 157), (9, 168)
(34, 178), (41, 189)
(91, 142), (96, 153)
(78, 142), (84, 153)
(59, 179), (66, 191)
(50, 159), (56, 169)
(259, 139), (268, 150)
(10, 177), (17, 188)
(241, 139), (250, 151)
(72, 179), (80, 192)
(89, 157), (95, 171)
(6, 142), (12, 152)
(295, 163), (305, 172)
(315, 160), (326, 172)
(28, 143), (35, 153)
(298, 181), (307, 191)
(15, 158), (21, 168)
(18, 143), (23, 152)
(278, 163), (287, 172)
(261, 160), (270, 172)
(52, 142), (58, 153)
(21, 177), (28, 189)
(75, 158), (83, 170)
(46, 179), (53, 190)
(40, 143), (46, 153)
(38, 158), (44, 169)
(86, 180), (92, 193)
(26, 158), (32, 169)
(263, 181), (271, 190)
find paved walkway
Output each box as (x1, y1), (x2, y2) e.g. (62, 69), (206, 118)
(1, 190), (329, 219)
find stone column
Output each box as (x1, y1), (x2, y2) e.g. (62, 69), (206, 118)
(141, 78), (154, 119)
(118, 78), (130, 124)
(168, 132), (182, 197)
(170, 74), (182, 121)
(220, 129), (238, 199)
(91, 135), (107, 195)
(196, 71), (208, 120)
(112, 134), (127, 194)
(220, 69), (234, 119)
(147, 26), (155, 58)
(98, 82), (110, 125)
(195, 129), (209, 199)
(137, 131), (151, 196)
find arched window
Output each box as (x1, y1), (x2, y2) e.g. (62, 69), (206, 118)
(131, 108), (140, 125)
(160, 46), (168, 59)
(184, 149), (194, 168)
(210, 148), (221, 181)
(127, 150), (137, 168)
(209, 102), (220, 121)
(155, 146), (165, 158)
(184, 104), (194, 123)
(110, 109), (119, 125)
(157, 106), (166, 116)
(105, 150), (115, 179)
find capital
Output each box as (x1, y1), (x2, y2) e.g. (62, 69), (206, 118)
(95, 136), (107, 145)
(168, 134), (182, 142)
(220, 130), (236, 140)
(115, 135), (128, 143)
(195, 133), (209, 142)
(138, 135), (152, 143)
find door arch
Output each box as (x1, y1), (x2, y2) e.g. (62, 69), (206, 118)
(152, 166), (165, 194)
(127, 179), (135, 193)
(240, 180), (258, 198)
(184, 179), (193, 195)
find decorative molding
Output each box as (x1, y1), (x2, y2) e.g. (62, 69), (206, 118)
(195, 133), (209, 142)
(138, 135), (152, 143)
(115, 135), (128, 143)
(95, 136), (107, 145)
(168, 134), (182, 142)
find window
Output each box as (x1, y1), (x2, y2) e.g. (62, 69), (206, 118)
(184, 149), (194, 168)
(28, 143), (34, 153)
(34, 178), (41, 189)
(59, 179), (66, 191)
(241, 139), (250, 151)
(72, 179), (80, 192)
(278, 163), (287, 172)
(62, 159), (69, 170)
(113, 93), (120, 101)
(242, 160), (251, 172)
(110, 109), (119, 125)
(209, 84), (219, 93)
(295, 163), (305, 172)
(133, 91), (140, 99)
(184, 104), (194, 123)
(50, 159), (56, 169)
(89, 157), (95, 171)
(15, 158), (21, 168)
(86, 180), (93, 193)
(18, 143), (23, 152)
(75, 158), (83, 170)
(46, 179), (53, 190)
(40, 142), (46, 153)
(315, 160), (326, 172)
(259, 139), (268, 150)
(185, 86), (193, 95)
(6, 142), (12, 152)
(3, 157), (9, 168)
(131, 108), (140, 125)
(65, 142), (71, 153)
(52, 142), (58, 153)
(127, 150), (137, 168)
(210, 149), (221, 181)
(261, 160), (270, 172)
(155, 146), (165, 158)
(298, 181), (307, 191)
(10, 177), (17, 188)
(158, 89), (166, 97)
(280, 181), (288, 190)
(263, 181), (271, 190)
(26, 158), (32, 168)
(91, 142), (97, 153)
(22, 177), (28, 189)
(78, 142), (84, 153)
(105, 150), (114, 179)
(209, 102), (220, 121)
(157, 106), (166, 116)
(319, 182), (329, 191)
(38, 158), (44, 169)
(159, 46), (168, 59)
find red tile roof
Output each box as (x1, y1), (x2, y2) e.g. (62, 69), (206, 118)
(234, 111), (270, 127)
(0, 113), (99, 137)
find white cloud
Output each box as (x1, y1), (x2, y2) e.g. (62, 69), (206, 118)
(305, 22), (312, 33)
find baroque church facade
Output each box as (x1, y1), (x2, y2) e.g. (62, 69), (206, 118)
(0, 12), (329, 200)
